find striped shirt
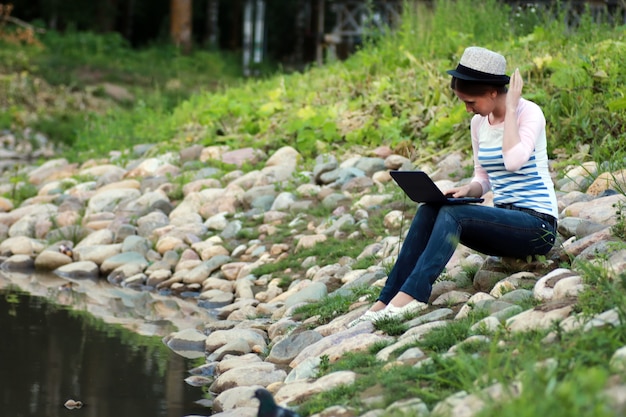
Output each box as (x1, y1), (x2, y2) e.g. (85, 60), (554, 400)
(470, 98), (558, 218)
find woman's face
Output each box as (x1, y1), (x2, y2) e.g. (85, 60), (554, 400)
(453, 89), (497, 117)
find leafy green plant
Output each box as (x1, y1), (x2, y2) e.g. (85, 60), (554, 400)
(45, 224), (89, 246)
(235, 227), (260, 241)
(460, 262), (481, 281)
(611, 201), (626, 240)
(351, 255), (378, 270)
(3, 168), (38, 207)
(46, 207), (88, 245)
(163, 171), (195, 202)
(316, 354), (331, 378)
(373, 315), (408, 336)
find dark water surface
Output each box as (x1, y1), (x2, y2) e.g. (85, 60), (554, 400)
(0, 286), (210, 417)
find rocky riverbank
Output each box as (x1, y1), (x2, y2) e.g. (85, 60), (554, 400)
(1, 140), (626, 416)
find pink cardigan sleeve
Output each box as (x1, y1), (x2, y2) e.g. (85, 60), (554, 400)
(502, 99), (546, 171)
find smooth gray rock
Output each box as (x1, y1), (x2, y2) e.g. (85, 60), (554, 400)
(266, 330), (324, 365)
(1, 254), (35, 271)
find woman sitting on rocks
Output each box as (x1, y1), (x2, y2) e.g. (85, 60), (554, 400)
(350, 46), (559, 326)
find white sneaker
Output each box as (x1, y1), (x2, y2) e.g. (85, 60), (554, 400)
(347, 309), (386, 327)
(382, 300), (428, 320)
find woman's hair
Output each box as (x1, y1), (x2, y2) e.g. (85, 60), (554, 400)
(450, 77), (507, 96)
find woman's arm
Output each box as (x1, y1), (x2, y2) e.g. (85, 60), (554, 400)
(502, 69), (546, 171)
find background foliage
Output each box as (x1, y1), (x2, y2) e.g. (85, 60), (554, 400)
(1, 0), (626, 167)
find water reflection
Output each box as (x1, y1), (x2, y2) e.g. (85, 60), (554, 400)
(0, 286), (211, 417)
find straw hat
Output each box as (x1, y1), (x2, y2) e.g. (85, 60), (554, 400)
(447, 46), (510, 84)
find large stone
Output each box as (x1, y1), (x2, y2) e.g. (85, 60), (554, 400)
(290, 327), (393, 367)
(74, 227), (114, 247)
(0, 236), (46, 256)
(74, 244), (123, 265)
(0, 196), (14, 212)
(506, 302), (575, 332)
(163, 328), (207, 359)
(586, 170), (626, 196)
(284, 281), (327, 308)
(274, 371), (357, 405)
(87, 188), (141, 213)
(206, 328), (267, 354)
(100, 251), (149, 275)
(266, 330), (324, 365)
(54, 261), (100, 279)
(34, 250), (73, 270)
(210, 362), (287, 393)
(213, 386), (261, 413)
(183, 255), (232, 284)
(208, 338), (252, 361)
(28, 158), (76, 185)
(1, 254), (35, 271)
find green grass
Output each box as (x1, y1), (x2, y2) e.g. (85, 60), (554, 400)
(295, 300), (626, 416)
(0, 27), (243, 160)
(2, 169), (38, 207)
(478, 367), (618, 417)
(292, 259), (626, 416)
(373, 316), (409, 336)
(415, 313), (485, 353)
(34, 30), (241, 93)
(251, 226), (381, 287)
(574, 260), (626, 317)
(291, 286), (379, 325)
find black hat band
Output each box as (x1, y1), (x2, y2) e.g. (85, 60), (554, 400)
(452, 63), (510, 83)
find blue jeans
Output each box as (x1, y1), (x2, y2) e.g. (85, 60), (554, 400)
(378, 204), (557, 304)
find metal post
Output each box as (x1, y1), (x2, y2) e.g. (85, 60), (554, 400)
(206, 0), (219, 48)
(242, 0), (254, 76)
(253, 0), (266, 67)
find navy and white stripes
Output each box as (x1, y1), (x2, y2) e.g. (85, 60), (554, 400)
(473, 99), (558, 218)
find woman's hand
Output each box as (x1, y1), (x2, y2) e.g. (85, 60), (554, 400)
(446, 183), (479, 198)
(506, 68), (523, 111)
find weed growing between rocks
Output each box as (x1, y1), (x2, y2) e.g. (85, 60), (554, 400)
(416, 313), (488, 354)
(251, 237), (377, 287)
(373, 316), (409, 337)
(4, 167), (38, 206)
(292, 286), (379, 326)
(479, 367), (618, 417)
(611, 201), (626, 240)
(574, 260), (626, 317)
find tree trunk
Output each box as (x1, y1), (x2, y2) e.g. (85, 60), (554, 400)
(122, 0), (135, 41)
(315, 0), (325, 65)
(230, 0), (243, 50)
(170, 0), (193, 53)
(96, 0), (118, 32)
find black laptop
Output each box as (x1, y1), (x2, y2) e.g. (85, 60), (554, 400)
(390, 170), (484, 205)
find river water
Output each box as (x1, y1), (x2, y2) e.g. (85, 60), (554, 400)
(0, 272), (212, 417)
